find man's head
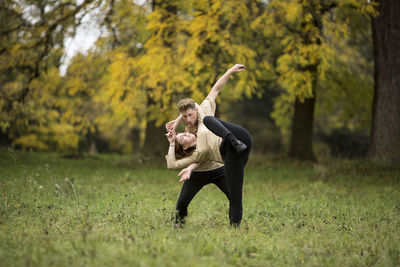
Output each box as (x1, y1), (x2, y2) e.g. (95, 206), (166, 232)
(178, 98), (198, 126)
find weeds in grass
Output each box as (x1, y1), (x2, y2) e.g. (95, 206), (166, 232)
(0, 151), (399, 266)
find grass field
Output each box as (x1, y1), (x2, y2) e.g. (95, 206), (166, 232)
(0, 150), (399, 266)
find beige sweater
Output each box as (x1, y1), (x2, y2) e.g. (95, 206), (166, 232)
(166, 97), (224, 171)
(165, 126), (223, 169)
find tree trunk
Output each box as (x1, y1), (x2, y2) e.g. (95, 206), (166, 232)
(0, 130), (11, 147)
(287, 0), (324, 161)
(143, 94), (168, 156)
(367, 0), (400, 162)
(89, 139), (98, 155)
(288, 96), (316, 160)
(142, 0), (176, 157)
(130, 127), (141, 154)
(143, 118), (168, 157)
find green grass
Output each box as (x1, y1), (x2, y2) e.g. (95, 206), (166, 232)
(0, 150), (399, 266)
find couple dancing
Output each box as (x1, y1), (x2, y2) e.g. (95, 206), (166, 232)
(165, 64), (252, 227)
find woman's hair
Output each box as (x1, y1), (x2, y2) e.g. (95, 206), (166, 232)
(178, 98), (196, 113)
(175, 139), (196, 159)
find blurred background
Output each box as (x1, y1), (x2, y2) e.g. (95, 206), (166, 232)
(0, 0), (398, 162)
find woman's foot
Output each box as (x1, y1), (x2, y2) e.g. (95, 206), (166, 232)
(231, 139), (247, 153)
(230, 222), (240, 228)
(226, 133), (247, 153)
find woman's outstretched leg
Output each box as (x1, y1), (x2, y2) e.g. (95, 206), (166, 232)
(203, 116), (249, 153)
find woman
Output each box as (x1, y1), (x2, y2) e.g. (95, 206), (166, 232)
(166, 116), (252, 226)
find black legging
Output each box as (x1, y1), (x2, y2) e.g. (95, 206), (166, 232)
(175, 166), (230, 223)
(203, 116), (252, 226)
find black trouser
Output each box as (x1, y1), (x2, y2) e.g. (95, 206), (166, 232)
(203, 116), (252, 225)
(175, 166), (230, 223)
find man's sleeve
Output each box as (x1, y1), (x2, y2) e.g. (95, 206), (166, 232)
(199, 97), (216, 116)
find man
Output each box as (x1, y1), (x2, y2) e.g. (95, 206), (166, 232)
(165, 64), (245, 226)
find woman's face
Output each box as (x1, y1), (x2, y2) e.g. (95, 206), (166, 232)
(176, 132), (196, 148)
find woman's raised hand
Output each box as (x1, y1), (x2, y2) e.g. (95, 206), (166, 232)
(165, 130), (176, 144)
(229, 64), (246, 74)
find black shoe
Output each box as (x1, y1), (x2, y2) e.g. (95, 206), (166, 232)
(231, 139), (247, 153)
(174, 210), (186, 227)
(230, 222), (240, 228)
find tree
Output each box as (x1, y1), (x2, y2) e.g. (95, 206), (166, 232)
(94, 0), (265, 155)
(136, 0), (263, 155)
(140, 0), (179, 156)
(61, 52), (109, 153)
(0, 0), (379, 157)
(0, 0), (100, 149)
(179, 0), (263, 101)
(95, 0), (150, 153)
(255, 0), (376, 160)
(368, 0), (400, 162)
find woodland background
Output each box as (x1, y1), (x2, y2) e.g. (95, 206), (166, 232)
(1, 0), (399, 162)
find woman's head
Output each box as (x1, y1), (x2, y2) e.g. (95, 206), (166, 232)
(174, 132), (197, 159)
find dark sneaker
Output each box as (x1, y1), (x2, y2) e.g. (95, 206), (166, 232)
(174, 223), (184, 229)
(174, 210), (186, 227)
(231, 139), (247, 153)
(230, 222), (240, 228)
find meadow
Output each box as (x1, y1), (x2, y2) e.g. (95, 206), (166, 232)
(0, 150), (399, 266)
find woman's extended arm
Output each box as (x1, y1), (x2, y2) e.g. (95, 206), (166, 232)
(178, 163), (199, 182)
(207, 64), (246, 101)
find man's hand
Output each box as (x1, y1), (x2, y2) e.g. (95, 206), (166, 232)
(165, 120), (177, 132)
(229, 64), (246, 74)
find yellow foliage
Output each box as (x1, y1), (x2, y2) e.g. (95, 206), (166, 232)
(0, 0), (375, 152)
(13, 134), (50, 151)
(285, 2), (301, 23)
(253, 0), (376, 136)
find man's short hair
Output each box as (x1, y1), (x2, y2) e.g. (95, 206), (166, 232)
(178, 98), (196, 113)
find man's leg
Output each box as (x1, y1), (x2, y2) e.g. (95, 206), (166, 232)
(203, 116), (253, 226)
(223, 148), (245, 226)
(211, 167), (230, 201)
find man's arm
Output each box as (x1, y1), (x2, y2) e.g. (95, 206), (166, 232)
(207, 64), (246, 101)
(166, 103), (199, 132)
